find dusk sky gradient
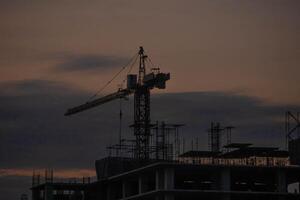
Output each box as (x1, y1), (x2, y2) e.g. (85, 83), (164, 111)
(1, 1), (300, 199)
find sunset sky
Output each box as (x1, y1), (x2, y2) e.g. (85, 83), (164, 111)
(1, 0), (300, 199)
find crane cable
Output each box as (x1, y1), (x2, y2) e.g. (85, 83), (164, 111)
(146, 56), (160, 71)
(87, 53), (139, 101)
(116, 54), (140, 157)
(119, 54), (139, 87)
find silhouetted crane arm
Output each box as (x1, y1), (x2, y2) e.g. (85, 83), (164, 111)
(64, 89), (133, 116)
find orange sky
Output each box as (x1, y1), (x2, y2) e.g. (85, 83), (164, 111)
(0, 168), (95, 178)
(1, 0), (300, 105)
(1, 2), (300, 199)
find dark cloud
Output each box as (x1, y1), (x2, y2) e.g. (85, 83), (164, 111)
(1, 79), (299, 171)
(55, 54), (129, 72)
(151, 92), (299, 149)
(0, 79), (79, 95)
(0, 79), (126, 169)
(1, 79), (300, 200)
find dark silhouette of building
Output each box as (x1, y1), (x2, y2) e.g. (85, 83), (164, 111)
(31, 144), (300, 200)
(30, 48), (300, 200)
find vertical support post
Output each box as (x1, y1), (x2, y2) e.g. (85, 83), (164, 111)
(164, 168), (174, 190)
(220, 168), (231, 200)
(44, 184), (53, 200)
(32, 189), (40, 200)
(155, 169), (164, 190)
(286, 111), (289, 150)
(221, 168), (231, 191)
(122, 180), (126, 198)
(138, 176), (142, 194)
(277, 169), (287, 192)
(164, 168), (174, 200)
(107, 184), (111, 200)
(211, 173), (219, 190)
(139, 175), (149, 194)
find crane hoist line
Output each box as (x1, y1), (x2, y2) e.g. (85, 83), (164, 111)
(64, 47), (170, 160)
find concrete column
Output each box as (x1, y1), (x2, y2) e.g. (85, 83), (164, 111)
(138, 176), (142, 194)
(31, 189), (40, 200)
(106, 183), (113, 200)
(164, 168), (174, 200)
(156, 169), (164, 190)
(156, 168), (174, 200)
(155, 170), (162, 200)
(139, 175), (149, 194)
(211, 173), (219, 190)
(122, 179), (139, 198)
(220, 168), (231, 191)
(44, 184), (53, 200)
(164, 168), (174, 190)
(122, 180), (126, 198)
(277, 170), (287, 192)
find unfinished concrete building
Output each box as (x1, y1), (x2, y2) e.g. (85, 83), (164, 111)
(30, 48), (300, 200)
(31, 143), (300, 200)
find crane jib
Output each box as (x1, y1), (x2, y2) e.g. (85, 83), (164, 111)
(64, 89), (133, 116)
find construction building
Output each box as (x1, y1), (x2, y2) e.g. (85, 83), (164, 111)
(31, 47), (300, 200)
(31, 148), (300, 200)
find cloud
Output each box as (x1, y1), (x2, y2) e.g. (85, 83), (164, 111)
(0, 79), (123, 170)
(55, 54), (129, 72)
(0, 79), (80, 95)
(1, 79), (300, 199)
(0, 79), (300, 170)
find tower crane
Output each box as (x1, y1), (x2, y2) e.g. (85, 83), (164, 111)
(65, 47), (170, 159)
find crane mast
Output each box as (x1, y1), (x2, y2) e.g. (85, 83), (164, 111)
(65, 47), (170, 160)
(134, 47), (150, 159)
(138, 47), (146, 85)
